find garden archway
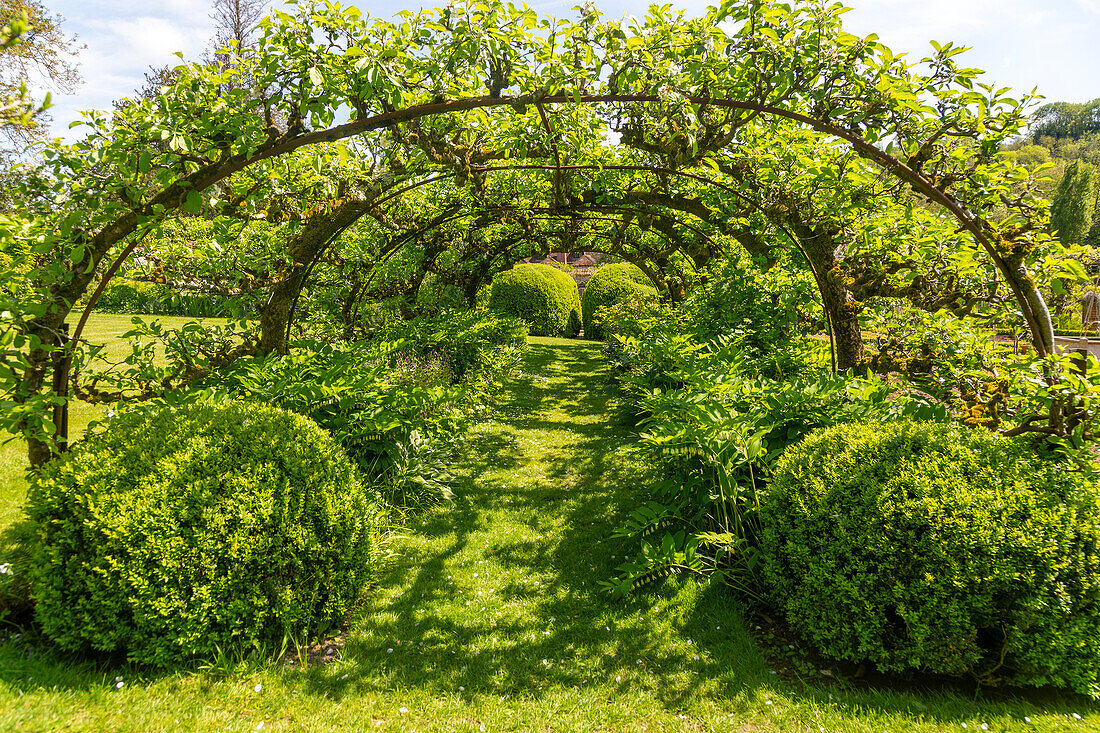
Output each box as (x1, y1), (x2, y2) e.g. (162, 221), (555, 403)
(11, 0), (1054, 465)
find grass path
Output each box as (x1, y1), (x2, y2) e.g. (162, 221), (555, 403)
(340, 336), (771, 729)
(0, 336), (1096, 731)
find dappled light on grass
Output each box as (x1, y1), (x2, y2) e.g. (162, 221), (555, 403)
(334, 337), (766, 711)
(0, 338), (1096, 730)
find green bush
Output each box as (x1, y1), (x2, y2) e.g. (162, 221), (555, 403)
(27, 400), (384, 667)
(581, 263), (657, 340)
(216, 339), (470, 506)
(392, 309), (529, 381)
(488, 264), (580, 337)
(93, 279), (244, 317)
(682, 254), (812, 363)
(93, 279), (157, 313)
(762, 421), (1100, 696)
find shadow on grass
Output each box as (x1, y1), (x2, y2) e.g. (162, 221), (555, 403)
(302, 338), (1100, 723)
(2, 338), (1097, 726)
(303, 339), (743, 705)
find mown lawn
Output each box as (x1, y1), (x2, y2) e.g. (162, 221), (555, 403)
(0, 314), (227, 532)
(0, 326), (1096, 731)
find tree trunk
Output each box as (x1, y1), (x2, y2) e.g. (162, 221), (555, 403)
(20, 239), (105, 466)
(340, 278), (364, 341)
(259, 272), (304, 355)
(258, 201), (372, 354)
(821, 270), (864, 370)
(785, 222), (865, 370)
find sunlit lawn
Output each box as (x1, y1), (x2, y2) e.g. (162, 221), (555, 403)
(0, 329), (1096, 731)
(0, 314), (228, 533)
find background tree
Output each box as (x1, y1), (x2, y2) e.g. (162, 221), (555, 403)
(120, 0), (265, 111)
(0, 0), (78, 149)
(0, 10), (33, 128)
(1050, 160), (1095, 244)
(1032, 99), (1100, 143)
(1088, 192), (1100, 248)
(0, 0), (79, 212)
(211, 0), (265, 56)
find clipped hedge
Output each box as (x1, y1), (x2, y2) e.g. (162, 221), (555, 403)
(489, 263), (581, 337)
(762, 420), (1100, 697)
(28, 400), (384, 667)
(93, 278), (242, 318)
(581, 263), (658, 340)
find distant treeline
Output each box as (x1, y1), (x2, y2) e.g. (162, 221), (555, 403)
(1032, 99), (1100, 142)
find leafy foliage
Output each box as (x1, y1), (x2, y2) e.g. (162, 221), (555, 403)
(71, 308), (528, 507)
(1051, 160), (1096, 244)
(762, 420), (1100, 697)
(1032, 99), (1100, 143)
(379, 308), (529, 383)
(93, 279), (243, 318)
(601, 308), (950, 599)
(581, 263), (657, 339)
(0, 0), (1075, 462)
(489, 264), (581, 338)
(27, 399), (384, 667)
(681, 254), (813, 374)
(211, 340), (469, 507)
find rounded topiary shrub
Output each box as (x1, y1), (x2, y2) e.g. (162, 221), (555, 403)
(761, 420), (1100, 697)
(28, 399), (384, 668)
(489, 263), (581, 337)
(581, 263), (658, 340)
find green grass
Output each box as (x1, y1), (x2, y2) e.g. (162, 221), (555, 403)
(0, 314), (227, 533)
(0, 331), (1097, 730)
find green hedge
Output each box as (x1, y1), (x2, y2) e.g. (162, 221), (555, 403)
(93, 279), (244, 318)
(994, 328), (1100, 337)
(393, 309), (529, 380)
(761, 420), (1100, 697)
(28, 400), (384, 667)
(581, 263), (658, 340)
(489, 263), (581, 337)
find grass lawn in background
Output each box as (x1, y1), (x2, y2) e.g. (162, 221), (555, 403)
(0, 330), (1096, 730)
(0, 314), (229, 534)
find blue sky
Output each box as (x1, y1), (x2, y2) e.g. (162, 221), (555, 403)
(40, 0), (1100, 140)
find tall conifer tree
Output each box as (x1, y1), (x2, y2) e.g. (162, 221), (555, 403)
(1051, 160), (1096, 244)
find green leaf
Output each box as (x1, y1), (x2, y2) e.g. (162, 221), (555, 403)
(1059, 258), (1089, 282)
(184, 189), (203, 215)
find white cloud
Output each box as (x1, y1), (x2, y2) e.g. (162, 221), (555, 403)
(44, 5), (213, 138)
(1076, 0), (1100, 18)
(161, 0), (213, 16)
(93, 16), (208, 66)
